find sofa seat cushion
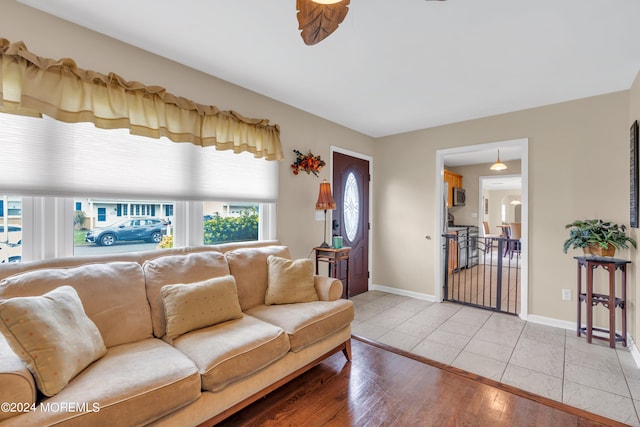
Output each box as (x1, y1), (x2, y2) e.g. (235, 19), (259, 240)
(246, 300), (354, 352)
(173, 314), (290, 392)
(2, 338), (201, 427)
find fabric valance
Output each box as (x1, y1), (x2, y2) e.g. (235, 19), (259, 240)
(0, 38), (283, 160)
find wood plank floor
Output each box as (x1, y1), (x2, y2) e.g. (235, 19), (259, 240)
(216, 337), (624, 427)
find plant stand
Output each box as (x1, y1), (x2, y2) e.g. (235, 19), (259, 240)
(575, 256), (630, 348)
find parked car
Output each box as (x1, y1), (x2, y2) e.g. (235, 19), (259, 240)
(85, 217), (168, 246)
(0, 225), (22, 263)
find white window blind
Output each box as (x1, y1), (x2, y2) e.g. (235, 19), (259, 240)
(0, 113), (278, 202)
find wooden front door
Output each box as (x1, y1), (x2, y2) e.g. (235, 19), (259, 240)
(333, 152), (369, 297)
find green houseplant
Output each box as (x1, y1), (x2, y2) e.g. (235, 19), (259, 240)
(563, 219), (637, 257)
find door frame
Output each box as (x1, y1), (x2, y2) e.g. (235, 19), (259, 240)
(434, 138), (529, 320)
(331, 146), (373, 289)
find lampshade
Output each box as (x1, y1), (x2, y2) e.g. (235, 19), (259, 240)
(311, 0), (342, 3)
(316, 179), (337, 210)
(490, 149), (507, 171)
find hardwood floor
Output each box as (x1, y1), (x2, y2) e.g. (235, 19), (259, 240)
(216, 337), (624, 426)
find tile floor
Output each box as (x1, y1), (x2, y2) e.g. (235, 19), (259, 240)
(351, 290), (640, 426)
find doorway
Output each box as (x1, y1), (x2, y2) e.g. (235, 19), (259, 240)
(435, 138), (529, 319)
(332, 148), (371, 297)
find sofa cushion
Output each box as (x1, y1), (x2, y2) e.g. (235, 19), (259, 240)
(246, 300), (355, 352)
(173, 314), (290, 392)
(161, 275), (243, 340)
(225, 246), (291, 310)
(1, 338), (201, 426)
(265, 255), (318, 305)
(0, 262), (152, 348)
(143, 251), (230, 338)
(0, 285), (107, 397)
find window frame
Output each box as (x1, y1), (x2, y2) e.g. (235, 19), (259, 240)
(18, 197), (276, 262)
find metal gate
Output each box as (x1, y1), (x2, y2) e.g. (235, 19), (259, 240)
(443, 234), (520, 315)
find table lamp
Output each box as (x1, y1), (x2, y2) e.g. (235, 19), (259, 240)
(315, 179), (336, 248)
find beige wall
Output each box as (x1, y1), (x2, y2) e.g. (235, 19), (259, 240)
(374, 91), (631, 330)
(3, 2), (374, 260)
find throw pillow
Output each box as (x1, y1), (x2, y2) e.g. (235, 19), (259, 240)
(265, 255), (319, 305)
(0, 285), (107, 397)
(161, 275), (243, 340)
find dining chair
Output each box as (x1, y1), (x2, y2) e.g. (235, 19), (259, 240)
(508, 222), (522, 259)
(482, 221), (500, 251)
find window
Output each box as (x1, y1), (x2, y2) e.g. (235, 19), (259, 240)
(203, 202), (259, 244)
(0, 112), (277, 260)
(0, 195), (22, 263)
(343, 172), (359, 241)
(97, 208), (106, 222)
(74, 198), (174, 255)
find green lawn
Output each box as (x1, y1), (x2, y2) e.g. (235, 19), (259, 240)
(74, 230), (90, 246)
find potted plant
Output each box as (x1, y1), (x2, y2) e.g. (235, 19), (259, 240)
(562, 219), (637, 257)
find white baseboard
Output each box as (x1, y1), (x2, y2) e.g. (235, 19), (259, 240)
(628, 336), (640, 369)
(526, 314), (575, 331)
(369, 283), (438, 302)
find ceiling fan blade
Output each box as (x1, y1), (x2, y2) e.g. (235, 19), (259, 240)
(296, 0), (350, 46)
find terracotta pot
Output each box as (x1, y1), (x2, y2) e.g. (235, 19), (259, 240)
(583, 243), (616, 257)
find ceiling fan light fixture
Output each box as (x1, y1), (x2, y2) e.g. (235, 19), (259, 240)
(297, 0), (350, 45)
(490, 149), (507, 171)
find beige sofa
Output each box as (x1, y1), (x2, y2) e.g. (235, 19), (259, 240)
(0, 241), (354, 426)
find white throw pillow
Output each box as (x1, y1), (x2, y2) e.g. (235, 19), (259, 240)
(0, 285), (106, 396)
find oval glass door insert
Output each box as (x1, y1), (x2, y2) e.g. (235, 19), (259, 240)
(343, 172), (359, 241)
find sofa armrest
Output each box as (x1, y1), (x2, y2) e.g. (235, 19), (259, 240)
(0, 335), (37, 422)
(314, 275), (343, 301)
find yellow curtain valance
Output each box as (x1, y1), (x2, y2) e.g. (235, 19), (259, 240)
(0, 38), (283, 160)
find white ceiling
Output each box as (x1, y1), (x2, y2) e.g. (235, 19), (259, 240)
(17, 0), (640, 140)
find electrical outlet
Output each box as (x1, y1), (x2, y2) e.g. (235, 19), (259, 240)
(562, 289), (571, 301)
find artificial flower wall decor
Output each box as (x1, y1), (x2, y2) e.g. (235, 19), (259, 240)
(291, 149), (325, 176)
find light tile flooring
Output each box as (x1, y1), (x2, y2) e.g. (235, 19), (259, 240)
(351, 290), (640, 426)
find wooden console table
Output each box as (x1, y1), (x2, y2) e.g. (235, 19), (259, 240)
(575, 256), (630, 348)
(314, 247), (351, 299)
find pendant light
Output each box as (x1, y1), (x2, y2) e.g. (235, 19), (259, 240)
(490, 149), (507, 171)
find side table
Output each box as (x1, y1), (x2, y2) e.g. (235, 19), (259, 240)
(314, 247), (351, 299)
(575, 256), (630, 348)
